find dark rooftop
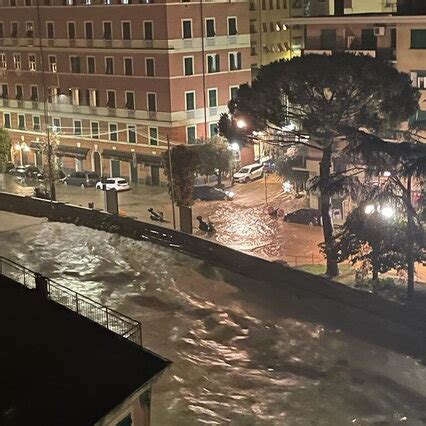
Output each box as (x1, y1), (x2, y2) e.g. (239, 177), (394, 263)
(0, 275), (170, 426)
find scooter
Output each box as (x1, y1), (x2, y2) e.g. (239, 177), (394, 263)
(197, 216), (215, 234)
(148, 208), (165, 222)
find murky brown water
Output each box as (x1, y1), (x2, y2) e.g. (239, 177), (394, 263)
(1, 218), (426, 425)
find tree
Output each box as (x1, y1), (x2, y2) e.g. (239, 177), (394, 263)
(162, 145), (199, 206)
(347, 132), (426, 298)
(219, 53), (418, 277)
(275, 146), (308, 191)
(196, 137), (232, 186)
(0, 128), (11, 173)
(336, 204), (424, 283)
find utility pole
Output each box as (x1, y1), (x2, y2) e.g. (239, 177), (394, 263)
(36, 0), (56, 201)
(167, 135), (177, 230)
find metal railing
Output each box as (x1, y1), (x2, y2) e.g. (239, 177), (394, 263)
(0, 256), (142, 346)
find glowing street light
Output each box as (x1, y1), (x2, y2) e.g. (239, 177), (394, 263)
(383, 171), (391, 177)
(364, 204), (375, 215)
(380, 206), (395, 219)
(236, 119), (247, 129)
(230, 142), (240, 152)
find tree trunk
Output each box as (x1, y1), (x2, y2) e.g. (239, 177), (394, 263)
(217, 169), (222, 186)
(319, 145), (339, 277)
(406, 177), (415, 299)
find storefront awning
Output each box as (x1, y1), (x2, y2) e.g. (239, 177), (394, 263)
(102, 149), (162, 166)
(30, 143), (89, 160)
(56, 146), (90, 159)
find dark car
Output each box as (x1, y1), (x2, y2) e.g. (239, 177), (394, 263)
(9, 165), (42, 178)
(64, 171), (99, 187)
(284, 208), (321, 226)
(263, 159), (276, 174)
(193, 185), (235, 201)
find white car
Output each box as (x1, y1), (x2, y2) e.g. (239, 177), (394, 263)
(96, 177), (130, 191)
(233, 163), (264, 183)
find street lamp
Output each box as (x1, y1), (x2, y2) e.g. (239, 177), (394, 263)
(236, 119), (247, 129)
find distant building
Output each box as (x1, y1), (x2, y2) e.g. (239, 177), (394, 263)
(0, 0), (252, 183)
(0, 262), (170, 426)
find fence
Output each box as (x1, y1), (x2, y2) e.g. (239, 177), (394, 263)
(284, 254), (325, 267)
(0, 256), (142, 346)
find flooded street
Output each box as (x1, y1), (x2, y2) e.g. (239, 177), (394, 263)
(1, 213), (426, 425)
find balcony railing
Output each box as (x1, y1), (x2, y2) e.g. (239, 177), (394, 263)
(0, 256), (142, 346)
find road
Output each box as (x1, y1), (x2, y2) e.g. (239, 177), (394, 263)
(0, 173), (324, 265)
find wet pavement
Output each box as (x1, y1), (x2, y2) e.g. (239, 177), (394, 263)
(1, 212), (426, 426)
(0, 173), (324, 265)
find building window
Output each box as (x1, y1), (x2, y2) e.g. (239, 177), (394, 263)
(46, 22), (54, 39)
(320, 29), (337, 49)
(262, 0), (266, 10)
(30, 85), (38, 101)
(10, 0), (16, 5)
(145, 58), (155, 76)
(209, 122), (218, 137)
(109, 123), (118, 141)
(147, 92), (156, 112)
(15, 84), (23, 100)
(182, 20), (192, 39)
(0, 23), (4, 39)
(106, 90), (116, 108)
(33, 115), (41, 131)
(88, 88), (99, 107)
(186, 125), (196, 143)
(149, 127), (158, 145)
(207, 54), (220, 73)
(103, 22), (112, 39)
(70, 56), (81, 73)
(410, 30), (426, 49)
(73, 119), (82, 135)
(1, 84), (8, 99)
(67, 22), (76, 40)
(228, 17), (237, 36)
(71, 88), (80, 105)
(13, 54), (21, 70)
(0, 53), (6, 69)
(85, 22), (93, 39)
(116, 414), (132, 426)
(91, 121), (99, 139)
(208, 88), (217, 108)
(26, 22), (34, 38)
(11, 22), (18, 38)
(125, 91), (135, 109)
(269, 0), (273, 8)
(127, 125), (136, 143)
(18, 114), (26, 130)
(49, 55), (57, 72)
(3, 113), (11, 128)
(262, 22), (268, 33)
(229, 52), (242, 70)
(184, 56), (194, 76)
(143, 21), (153, 41)
(87, 56), (95, 74)
(105, 57), (114, 74)
(269, 22), (275, 32)
(185, 91), (195, 111)
(205, 18), (215, 37)
(28, 54), (36, 71)
(52, 117), (61, 133)
(122, 21), (131, 40)
(124, 57), (133, 76)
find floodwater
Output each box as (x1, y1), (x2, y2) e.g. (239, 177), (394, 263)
(1, 216), (426, 425)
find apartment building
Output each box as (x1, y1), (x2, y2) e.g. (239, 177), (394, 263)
(278, 0), (425, 213)
(0, 0), (251, 184)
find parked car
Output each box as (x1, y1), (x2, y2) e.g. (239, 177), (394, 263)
(96, 177), (130, 192)
(233, 163), (264, 183)
(64, 171), (99, 187)
(193, 185), (234, 201)
(9, 165), (42, 179)
(284, 208), (321, 226)
(263, 159), (276, 174)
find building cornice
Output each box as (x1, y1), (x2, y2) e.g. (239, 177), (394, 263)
(283, 14), (426, 26)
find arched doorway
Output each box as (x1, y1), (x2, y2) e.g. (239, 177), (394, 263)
(93, 151), (101, 176)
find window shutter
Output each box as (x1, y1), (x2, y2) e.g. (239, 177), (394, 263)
(237, 52), (241, 69)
